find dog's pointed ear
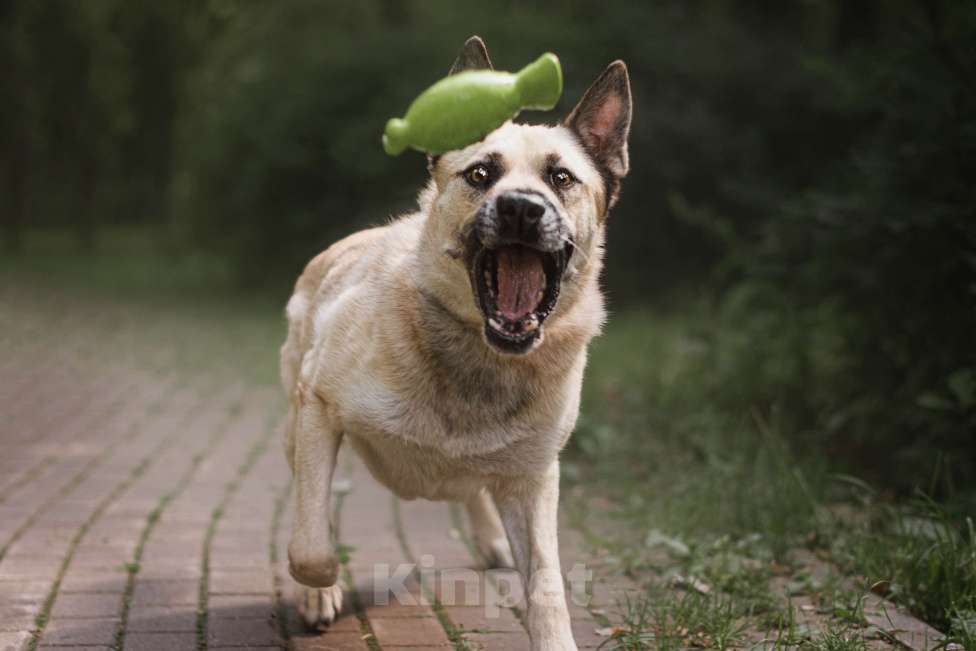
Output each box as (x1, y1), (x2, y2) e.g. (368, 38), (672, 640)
(448, 36), (493, 75)
(564, 61), (632, 180)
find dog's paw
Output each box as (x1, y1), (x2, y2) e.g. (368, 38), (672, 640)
(296, 582), (345, 630)
(479, 535), (515, 569)
(288, 543), (340, 588)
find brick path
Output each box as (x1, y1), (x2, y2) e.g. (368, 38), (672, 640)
(0, 286), (638, 651)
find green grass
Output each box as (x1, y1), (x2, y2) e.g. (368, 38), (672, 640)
(1, 227), (286, 387)
(568, 307), (975, 646)
(568, 309), (827, 558)
(601, 587), (933, 651)
(597, 589), (774, 651)
(829, 491), (976, 648)
(0, 226), (237, 296)
(597, 594), (656, 650)
(804, 628), (871, 651)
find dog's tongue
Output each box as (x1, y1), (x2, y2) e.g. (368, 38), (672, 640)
(496, 246), (545, 321)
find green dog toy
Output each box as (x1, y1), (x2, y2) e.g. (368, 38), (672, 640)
(382, 53), (563, 156)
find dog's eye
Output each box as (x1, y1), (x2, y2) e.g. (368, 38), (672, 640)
(464, 164), (492, 188)
(550, 168), (576, 189)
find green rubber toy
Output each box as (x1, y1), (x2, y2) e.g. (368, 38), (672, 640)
(382, 53), (563, 156)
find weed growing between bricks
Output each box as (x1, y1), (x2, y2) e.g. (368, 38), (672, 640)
(341, 564), (383, 651)
(195, 408), (282, 650)
(114, 496), (170, 649)
(113, 391), (246, 651)
(270, 479), (293, 646)
(26, 457), (151, 651)
(392, 497), (469, 651)
(448, 502), (528, 629)
(331, 481), (383, 651)
(25, 379), (218, 649)
(0, 378), (154, 564)
(0, 455), (55, 507)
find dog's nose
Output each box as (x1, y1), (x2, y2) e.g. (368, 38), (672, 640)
(495, 192), (547, 244)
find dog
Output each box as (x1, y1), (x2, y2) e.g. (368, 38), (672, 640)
(280, 36), (631, 651)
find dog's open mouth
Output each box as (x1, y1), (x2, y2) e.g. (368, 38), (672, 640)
(472, 244), (571, 353)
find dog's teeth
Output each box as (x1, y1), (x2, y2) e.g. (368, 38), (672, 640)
(524, 315), (539, 332)
(488, 318), (503, 331)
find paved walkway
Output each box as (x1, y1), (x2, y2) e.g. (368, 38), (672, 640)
(0, 285), (636, 651)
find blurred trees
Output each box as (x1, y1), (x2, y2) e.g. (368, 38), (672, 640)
(1, 1), (973, 491)
(0, 0), (215, 250)
(712, 2), (976, 488)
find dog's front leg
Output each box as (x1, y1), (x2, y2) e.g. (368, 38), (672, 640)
(493, 462), (576, 651)
(288, 386), (342, 588)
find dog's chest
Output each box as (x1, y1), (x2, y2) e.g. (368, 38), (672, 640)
(331, 364), (578, 501)
(344, 424), (555, 501)
(335, 369), (537, 456)
(326, 326), (558, 448)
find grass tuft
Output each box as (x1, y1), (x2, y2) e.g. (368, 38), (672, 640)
(830, 489), (976, 645)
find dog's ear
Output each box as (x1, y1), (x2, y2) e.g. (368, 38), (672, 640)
(564, 61), (632, 180)
(448, 36), (493, 75)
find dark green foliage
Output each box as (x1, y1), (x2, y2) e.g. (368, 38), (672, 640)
(706, 3), (976, 491)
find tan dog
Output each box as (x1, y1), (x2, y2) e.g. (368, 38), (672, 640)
(280, 36), (631, 650)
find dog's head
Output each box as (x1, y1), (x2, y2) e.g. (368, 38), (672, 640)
(419, 37), (631, 355)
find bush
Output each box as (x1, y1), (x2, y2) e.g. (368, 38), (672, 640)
(710, 2), (976, 491)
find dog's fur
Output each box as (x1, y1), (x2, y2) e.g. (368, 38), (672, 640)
(280, 36), (631, 650)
